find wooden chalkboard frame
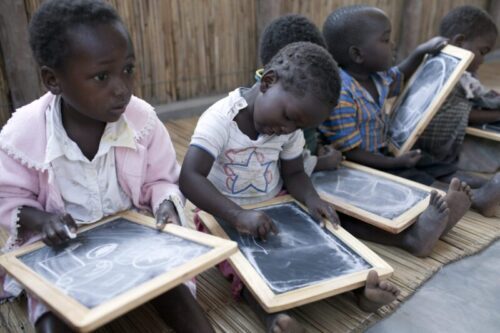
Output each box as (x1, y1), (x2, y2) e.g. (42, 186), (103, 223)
(198, 195), (393, 313)
(314, 161), (445, 234)
(465, 126), (500, 142)
(0, 211), (237, 332)
(388, 45), (474, 156)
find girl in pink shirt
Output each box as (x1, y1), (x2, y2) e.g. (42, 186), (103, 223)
(0, 1), (212, 332)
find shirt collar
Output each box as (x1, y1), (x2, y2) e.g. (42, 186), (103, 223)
(45, 95), (136, 163)
(340, 68), (394, 105)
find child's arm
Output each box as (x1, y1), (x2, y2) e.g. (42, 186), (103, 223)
(139, 115), (186, 227)
(180, 146), (278, 240)
(398, 37), (448, 80)
(0, 149), (77, 247)
(344, 147), (422, 170)
(468, 109), (500, 125)
(281, 156), (340, 226)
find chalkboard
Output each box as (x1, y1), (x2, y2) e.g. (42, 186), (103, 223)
(312, 161), (438, 233)
(198, 196), (393, 312)
(466, 125), (500, 142)
(0, 211), (237, 332)
(388, 45), (474, 156)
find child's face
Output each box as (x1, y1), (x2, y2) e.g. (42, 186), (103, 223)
(357, 10), (393, 72)
(459, 32), (497, 73)
(253, 81), (330, 136)
(51, 21), (135, 123)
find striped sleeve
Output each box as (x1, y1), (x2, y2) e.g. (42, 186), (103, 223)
(318, 90), (362, 152)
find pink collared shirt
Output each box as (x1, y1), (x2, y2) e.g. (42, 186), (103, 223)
(0, 92), (185, 255)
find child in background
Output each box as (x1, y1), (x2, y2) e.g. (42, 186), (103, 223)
(257, 14), (343, 174)
(180, 42), (400, 333)
(415, 5), (500, 217)
(319, 5), (471, 256)
(0, 1), (212, 332)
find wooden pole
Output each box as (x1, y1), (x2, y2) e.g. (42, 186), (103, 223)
(396, 0), (423, 62)
(0, 0), (42, 110)
(255, 0), (282, 67)
(488, 0), (500, 50)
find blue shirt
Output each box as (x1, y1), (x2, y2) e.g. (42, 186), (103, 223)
(319, 67), (403, 153)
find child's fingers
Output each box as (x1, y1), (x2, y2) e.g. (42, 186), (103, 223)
(44, 223), (65, 246)
(322, 205), (340, 229)
(269, 219), (279, 235)
(156, 216), (167, 230)
(62, 214), (78, 233)
(258, 224), (268, 241)
(54, 218), (74, 241)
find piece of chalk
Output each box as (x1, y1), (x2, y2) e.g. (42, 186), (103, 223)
(63, 225), (77, 239)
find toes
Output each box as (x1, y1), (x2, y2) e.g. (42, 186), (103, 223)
(429, 190), (438, 204)
(438, 199), (448, 212)
(449, 178), (461, 191)
(366, 270), (379, 289)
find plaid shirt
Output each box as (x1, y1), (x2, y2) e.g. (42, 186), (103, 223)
(415, 84), (472, 165)
(319, 67), (403, 153)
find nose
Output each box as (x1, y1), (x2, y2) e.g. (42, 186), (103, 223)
(112, 77), (129, 98)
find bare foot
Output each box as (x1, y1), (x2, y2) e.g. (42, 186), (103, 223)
(314, 145), (343, 171)
(357, 270), (400, 312)
(403, 190), (449, 257)
(442, 178), (472, 235)
(471, 173), (500, 217)
(267, 313), (306, 333)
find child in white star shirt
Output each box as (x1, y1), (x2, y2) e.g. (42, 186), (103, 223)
(180, 42), (400, 333)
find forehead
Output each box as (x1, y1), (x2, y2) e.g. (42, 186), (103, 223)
(63, 22), (132, 67)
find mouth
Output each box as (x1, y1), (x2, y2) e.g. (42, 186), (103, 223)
(110, 104), (128, 115)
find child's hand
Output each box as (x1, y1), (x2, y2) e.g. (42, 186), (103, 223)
(234, 209), (279, 241)
(417, 36), (448, 56)
(317, 144), (344, 170)
(395, 149), (422, 168)
(305, 196), (340, 229)
(40, 213), (78, 246)
(155, 200), (180, 230)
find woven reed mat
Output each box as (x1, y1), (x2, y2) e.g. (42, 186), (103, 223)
(1, 116), (499, 333)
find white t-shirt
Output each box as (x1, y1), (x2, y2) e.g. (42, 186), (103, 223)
(190, 88), (305, 205)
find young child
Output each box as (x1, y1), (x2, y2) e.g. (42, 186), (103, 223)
(0, 1), (213, 332)
(257, 14), (343, 174)
(180, 42), (400, 333)
(319, 5), (472, 256)
(415, 5), (500, 217)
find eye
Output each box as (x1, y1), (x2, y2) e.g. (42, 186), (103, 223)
(93, 73), (108, 81)
(124, 64), (135, 75)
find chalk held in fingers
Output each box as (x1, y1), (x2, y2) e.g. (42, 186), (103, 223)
(63, 225), (77, 239)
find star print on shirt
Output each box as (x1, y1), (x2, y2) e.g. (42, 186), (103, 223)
(223, 147), (273, 194)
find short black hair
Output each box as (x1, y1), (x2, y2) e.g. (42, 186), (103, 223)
(259, 14), (327, 66)
(322, 5), (381, 67)
(264, 42), (341, 109)
(440, 5), (497, 41)
(29, 0), (122, 69)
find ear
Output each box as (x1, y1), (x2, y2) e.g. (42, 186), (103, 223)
(348, 45), (364, 64)
(259, 69), (277, 93)
(450, 34), (466, 47)
(40, 66), (62, 95)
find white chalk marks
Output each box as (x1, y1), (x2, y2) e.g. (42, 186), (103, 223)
(312, 167), (428, 219)
(217, 202), (371, 294)
(20, 219), (210, 308)
(389, 53), (460, 149)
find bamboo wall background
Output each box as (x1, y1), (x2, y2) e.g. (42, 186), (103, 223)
(0, 0), (498, 125)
